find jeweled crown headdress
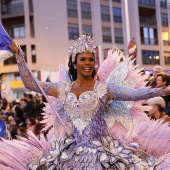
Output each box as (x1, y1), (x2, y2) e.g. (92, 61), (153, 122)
(68, 33), (96, 63)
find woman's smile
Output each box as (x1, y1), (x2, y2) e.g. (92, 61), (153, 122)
(75, 52), (95, 78)
(83, 67), (91, 71)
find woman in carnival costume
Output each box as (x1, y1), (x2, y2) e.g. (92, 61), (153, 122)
(1, 27), (170, 169)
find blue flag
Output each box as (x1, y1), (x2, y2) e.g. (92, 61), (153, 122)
(0, 24), (13, 62)
(0, 120), (6, 136)
(0, 24), (12, 51)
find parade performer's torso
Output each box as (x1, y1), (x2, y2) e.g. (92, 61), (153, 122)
(58, 81), (108, 148)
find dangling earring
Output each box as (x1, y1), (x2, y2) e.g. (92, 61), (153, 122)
(74, 65), (77, 69)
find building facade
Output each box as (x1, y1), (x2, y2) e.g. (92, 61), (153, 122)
(0, 0), (170, 100)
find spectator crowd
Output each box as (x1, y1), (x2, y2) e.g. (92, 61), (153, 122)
(0, 93), (46, 139)
(146, 66), (170, 122)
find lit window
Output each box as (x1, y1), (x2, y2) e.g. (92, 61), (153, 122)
(142, 50), (160, 65)
(162, 32), (169, 45)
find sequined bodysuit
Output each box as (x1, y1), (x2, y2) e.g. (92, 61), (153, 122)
(16, 52), (164, 169)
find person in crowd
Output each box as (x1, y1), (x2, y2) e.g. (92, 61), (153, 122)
(147, 66), (164, 87)
(156, 72), (169, 88)
(0, 109), (3, 120)
(1, 98), (9, 114)
(34, 115), (44, 137)
(166, 72), (170, 85)
(17, 126), (27, 138)
(156, 72), (170, 115)
(147, 96), (170, 124)
(23, 94), (37, 121)
(8, 117), (18, 139)
(5, 102), (15, 118)
(36, 94), (46, 117)
(19, 98), (27, 109)
(22, 93), (28, 100)
(26, 117), (36, 133)
(11, 100), (25, 126)
(2, 115), (9, 126)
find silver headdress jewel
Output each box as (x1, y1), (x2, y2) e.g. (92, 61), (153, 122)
(68, 33), (96, 63)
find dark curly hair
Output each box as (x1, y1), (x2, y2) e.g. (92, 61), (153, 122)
(68, 53), (96, 81)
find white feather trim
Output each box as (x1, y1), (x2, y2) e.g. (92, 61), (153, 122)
(0, 50), (13, 63)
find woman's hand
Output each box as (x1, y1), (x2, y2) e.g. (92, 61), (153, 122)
(8, 39), (19, 54)
(163, 86), (170, 95)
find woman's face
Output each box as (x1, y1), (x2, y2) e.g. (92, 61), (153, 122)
(156, 76), (166, 87)
(75, 52), (95, 78)
(17, 129), (22, 135)
(148, 105), (156, 117)
(153, 70), (159, 79)
(27, 120), (32, 126)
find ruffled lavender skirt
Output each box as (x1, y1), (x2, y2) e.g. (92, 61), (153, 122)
(28, 135), (156, 170)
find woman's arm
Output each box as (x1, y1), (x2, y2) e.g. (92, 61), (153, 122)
(9, 40), (61, 98)
(107, 83), (169, 101)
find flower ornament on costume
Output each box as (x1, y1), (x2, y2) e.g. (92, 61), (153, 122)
(68, 33), (96, 63)
(28, 136), (75, 170)
(92, 136), (160, 169)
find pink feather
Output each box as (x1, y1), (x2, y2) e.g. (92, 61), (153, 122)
(126, 119), (170, 158)
(97, 48), (122, 81)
